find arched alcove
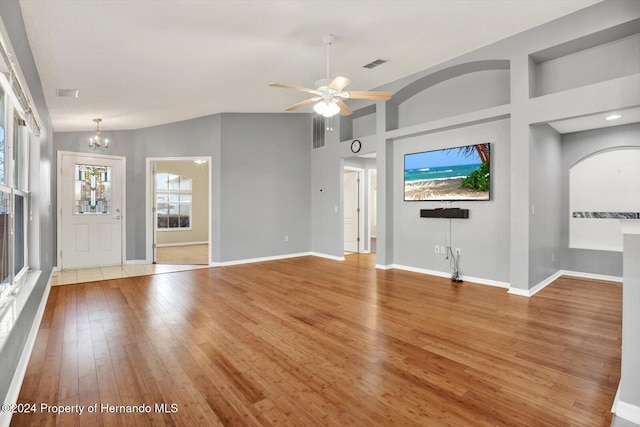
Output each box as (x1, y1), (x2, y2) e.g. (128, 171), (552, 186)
(390, 60), (511, 130)
(569, 147), (640, 251)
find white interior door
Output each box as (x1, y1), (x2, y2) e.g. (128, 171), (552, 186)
(344, 170), (359, 253)
(60, 153), (124, 269)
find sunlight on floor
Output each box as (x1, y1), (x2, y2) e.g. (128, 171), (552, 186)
(52, 263), (209, 286)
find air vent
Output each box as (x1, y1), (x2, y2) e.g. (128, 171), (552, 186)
(362, 58), (388, 69)
(312, 116), (325, 150)
(56, 89), (79, 98)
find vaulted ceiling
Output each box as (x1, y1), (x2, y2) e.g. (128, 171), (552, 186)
(18, 0), (601, 132)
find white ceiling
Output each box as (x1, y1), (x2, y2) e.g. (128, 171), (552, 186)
(18, 0), (602, 132)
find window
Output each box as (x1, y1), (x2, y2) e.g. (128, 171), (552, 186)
(155, 173), (192, 230)
(74, 164), (111, 214)
(0, 86), (33, 311)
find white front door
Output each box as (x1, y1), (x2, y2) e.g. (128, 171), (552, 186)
(60, 153), (124, 269)
(344, 170), (359, 253)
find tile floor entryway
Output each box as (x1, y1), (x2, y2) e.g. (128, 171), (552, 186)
(52, 263), (209, 286)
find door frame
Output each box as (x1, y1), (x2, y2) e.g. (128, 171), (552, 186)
(56, 150), (127, 269)
(145, 156), (212, 265)
(367, 168), (377, 253)
(343, 166), (365, 253)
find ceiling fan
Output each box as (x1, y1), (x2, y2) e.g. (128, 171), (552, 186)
(269, 34), (392, 118)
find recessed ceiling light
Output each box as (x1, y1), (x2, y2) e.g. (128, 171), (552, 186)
(56, 89), (79, 98)
(605, 114), (622, 121)
(194, 159), (207, 164)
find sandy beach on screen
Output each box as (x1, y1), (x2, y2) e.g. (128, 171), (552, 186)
(405, 177), (489, 200)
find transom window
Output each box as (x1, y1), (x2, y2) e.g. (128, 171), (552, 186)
(155, 173), (192, 230)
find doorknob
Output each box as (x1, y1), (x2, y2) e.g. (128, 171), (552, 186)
(115, 215), (121, 220)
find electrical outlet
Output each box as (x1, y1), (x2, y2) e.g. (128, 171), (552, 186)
(434, 245), (439, 254)
(440, 246), (445, 254)
(455, 247), (461, 256)
(285, 235), (289, 242)
(552, 252), (555, 262)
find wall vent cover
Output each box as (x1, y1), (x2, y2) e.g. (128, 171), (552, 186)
(312, 116), (326, 150)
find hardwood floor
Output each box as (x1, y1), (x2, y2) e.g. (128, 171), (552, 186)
(12, 255), (621, 426)
(155, 244), (209, 265)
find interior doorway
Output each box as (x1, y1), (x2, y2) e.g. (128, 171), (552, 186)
(146, 157), (211, 266)
(343, 168), (362, 253)
(368, 169), (377, 253)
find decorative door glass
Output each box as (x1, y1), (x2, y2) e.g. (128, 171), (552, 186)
(74, 164), (111, 214)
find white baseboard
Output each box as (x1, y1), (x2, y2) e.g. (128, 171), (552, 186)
(559, 270), (622, 283)
(155, 241), (208, 248)
(375, 264), (393, 270)
(391, 264), (510, 288)
(617, 401), (640, 424)
(309, 252), (345, 262)
(508, 270), (563, 298)
(210, 252), (315, 267)
(124, 260), (149, 265)
(0, 272), (51, 427)
(507, 269), (622, 298)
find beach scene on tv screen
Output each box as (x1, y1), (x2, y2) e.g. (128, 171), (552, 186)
(404, 143), (490, 201)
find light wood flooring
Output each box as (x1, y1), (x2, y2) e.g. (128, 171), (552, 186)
(13, 255), (620, 426)
(52, 264), (208, 286)
(155, 244), (209, 265)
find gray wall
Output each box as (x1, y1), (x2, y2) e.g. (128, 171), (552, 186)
(393, 120), (511, 283)
(529, 124), (562, 285)
(0, 0), (55, 405)
(560, 123), (640, 276)
(398, 69), (511, 128)
(54, 113), (311, 264)
(621, 233), (640, 410)
(310, 0), (640, 291)
(218, 113), (311, 262)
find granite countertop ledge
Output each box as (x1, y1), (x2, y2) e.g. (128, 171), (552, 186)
(572, 212), (640, 219)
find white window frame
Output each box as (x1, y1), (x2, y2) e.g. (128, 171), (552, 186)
(155, 173), (193, 231)
(0, 71), (33, 310)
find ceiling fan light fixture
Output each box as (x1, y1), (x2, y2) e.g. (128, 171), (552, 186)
(314, 100), (340, 117)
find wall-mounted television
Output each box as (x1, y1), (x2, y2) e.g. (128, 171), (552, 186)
(404, 143), (490, 201)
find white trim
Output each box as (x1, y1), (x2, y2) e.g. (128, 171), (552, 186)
(367, 168), (377, 254)
(616, 401), (640, 425)
(612, 383), (620, 413)
(559, 270), (622, 283)
(391, 263), (510, 288)
(375, 264), (393, 270)
(508, 270), (564, 297)
(56, 151), (127, 269)
(155, 241), (208, 248)
(124, 259), (149, 265)
(507, 269), (621, 298)
(343, 166), (365, 254)
(507, 288), (530, 297)
(0, 272), (50, 427)
(146, 157), (212, 265)
(210, 252), (314, 267)
(310, 252), (346, 262)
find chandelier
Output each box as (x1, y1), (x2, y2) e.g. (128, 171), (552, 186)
(88, 118), (109, 151)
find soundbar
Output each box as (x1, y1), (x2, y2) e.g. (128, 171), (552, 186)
(420, 208), (469, 219)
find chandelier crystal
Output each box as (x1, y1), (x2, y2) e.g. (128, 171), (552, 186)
(88, 118), (109, 151)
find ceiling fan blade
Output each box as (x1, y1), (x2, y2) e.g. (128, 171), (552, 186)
(269, 83), (319, 95)
(284, 98), (318, 111)
(328, 76), (352, 91)
(347, 91), (392, 101)
(336, 100), (353, 116)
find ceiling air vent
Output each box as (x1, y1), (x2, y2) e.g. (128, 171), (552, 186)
(56, 89), (79, 98)
(362, 59), (388, 69)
